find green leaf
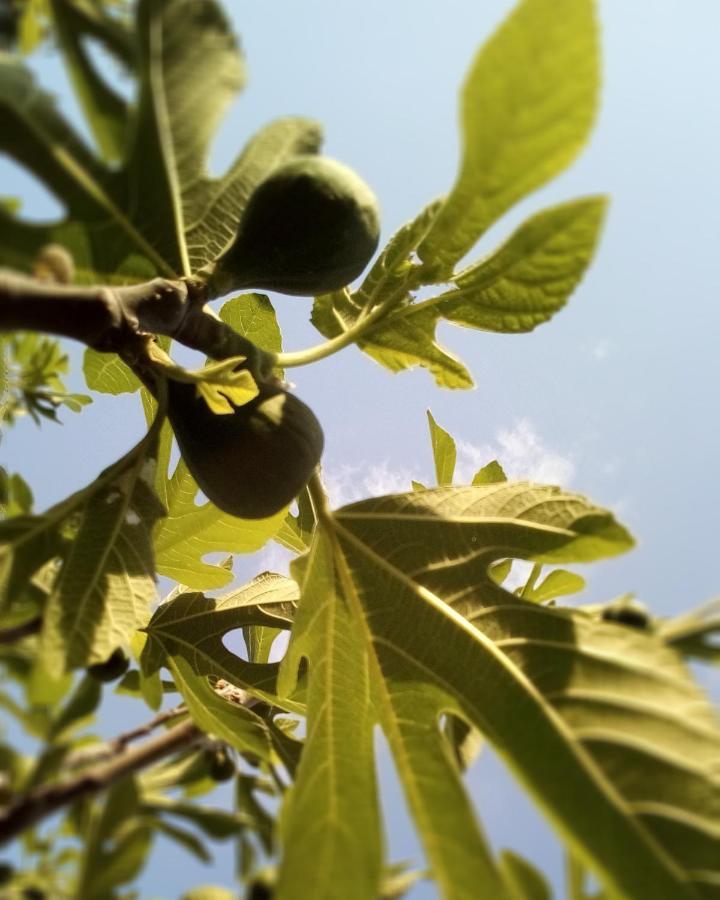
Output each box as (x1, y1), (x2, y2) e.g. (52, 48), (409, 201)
(48, 674), (102, 742)
(167, 656), (272, 760)
(427, 409), (457, 485)
(189, 359), (258, 415)
(0, 419), (161, 619)
(83, 349), (142, 395)
(218, 293), (283, 358)
(39, 434), (166, 675)
(143, 575), (298, 705)
(144, 797), (248, 839)
(0, 56), (169, 282)
(659, 599), (720, 665)
(312, 286), (473, 390)
(0, 469), (34, 517)
(428, 197), (607, 333)
(276, 532), (382, 900)
(0, 8), (319, 286)
(275, 487), (318, 555)
(473, 460), (507, 485)
(418, 0), (600, 272)
(182, 888), (236, 900)
(523, 568), (586, 603)
(499, 850), (552, 900)
(50, 0), (128, 163)
(149, 818), (212, 863)
(312, 197), (605, 389)
(84, 823), (154, 899)
(127, 0), (246, 275)
(321, 484), (719, 899)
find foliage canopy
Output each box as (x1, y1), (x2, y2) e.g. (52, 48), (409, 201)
(0, 1), (718, 898)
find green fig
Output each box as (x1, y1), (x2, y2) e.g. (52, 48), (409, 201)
(209, 156), (380, 297)
(167, 378), (324, 519)
(601, 600), (650, 630)
(87, 649), (130, 682)
(206, 747), (236, 782)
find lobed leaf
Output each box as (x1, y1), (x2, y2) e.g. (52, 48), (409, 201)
(143, 574), (298, 706)
(427, 410), (457, 485)
(39, 442), (165, 675)
(418, 0), (600, 272)
(318, 484), (718, 899)
(275, 532), (382, 900)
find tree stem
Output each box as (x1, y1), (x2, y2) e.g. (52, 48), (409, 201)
(0, 717), (203, 847)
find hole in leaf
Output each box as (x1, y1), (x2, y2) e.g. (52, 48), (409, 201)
(1, 156), (65, 222)
(80, 35), (134, 104)
(221, 627), (250, 662)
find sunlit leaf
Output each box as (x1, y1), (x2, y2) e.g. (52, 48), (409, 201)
(499, 850), (552, 900)
(167, 656), (272, 760)
(473, 460), (507, 485)
(419, 0), (600, 272)
(427, 410), (456, 485)
(313, 483), (716, 899)
(38, 433), (165, 675)
(143, 575), (298, 705)
(523, 568), (586, 603)
(276, 532), (382, 900)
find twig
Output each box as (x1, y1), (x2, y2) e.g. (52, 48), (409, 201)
(0, 617), (42, 645)
(0, 718), (203, 847)
(65, 705), (190, 769)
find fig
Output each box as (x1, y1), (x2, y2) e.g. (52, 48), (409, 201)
(210, 156), (380, 297)
(87, 649), (130, 682)
(206, 747), (236, 782)
(601, 600), (650, 630)
(167, 378), (324, 519)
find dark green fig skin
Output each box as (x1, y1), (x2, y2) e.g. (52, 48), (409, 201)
(206, 748), (236, 782)
(167, 379), (324, 519)
(212, 156), (380, 297)
(601, 605), (650, 630)
(87, 649), (130, 682)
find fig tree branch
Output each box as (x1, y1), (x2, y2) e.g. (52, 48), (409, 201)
(0, 268), (272, 377)
(65, 704), (189, 769)
(0, 716), (203, 847)
(0, 617), (42, 645)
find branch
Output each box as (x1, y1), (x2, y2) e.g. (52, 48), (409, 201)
(65, 705), (189, 769)
(0, 717), (203, 847)
(0, 617), (42, 645)
(0, 268), (273, 377)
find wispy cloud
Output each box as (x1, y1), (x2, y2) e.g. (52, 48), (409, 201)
(323, 460), (417, 508)
(456, 419), (575, 486)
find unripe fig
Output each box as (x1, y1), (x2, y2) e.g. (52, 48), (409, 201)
(210, 156), (380, 297)
(205, 747), (236, 782)
(88, 649), (130, 682)
(167, 379), (324, 519)
(601, 600), (650, 630)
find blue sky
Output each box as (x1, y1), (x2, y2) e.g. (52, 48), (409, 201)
(2, 1), (720, 896)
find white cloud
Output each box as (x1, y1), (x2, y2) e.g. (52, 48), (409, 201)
(456, 419), (575, 486)
(590, 339), (613, 361)
(323, 460), (417, 508)
(250, 542), (294, 577)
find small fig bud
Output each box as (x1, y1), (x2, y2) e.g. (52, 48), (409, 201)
(87, 649), (130, 682)
(601, 599), (650, 630)
(167, 378), (324, 519)
(210, 156), (380, 297)
(206, 747), (236, 782)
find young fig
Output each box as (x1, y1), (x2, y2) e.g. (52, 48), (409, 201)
(167, 378), (324, 519)
(209, 156), (380, 297)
